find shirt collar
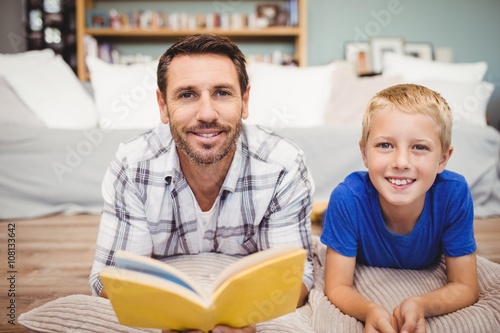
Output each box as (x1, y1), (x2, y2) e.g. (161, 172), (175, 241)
(220, 137), (242, 194)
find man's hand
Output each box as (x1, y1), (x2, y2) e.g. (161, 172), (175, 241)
(162, 325), (256, 333)
(393, 298), (426, 333)
(211, 325), (256, 333)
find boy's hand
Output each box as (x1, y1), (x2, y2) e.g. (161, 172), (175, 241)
(364, 304), (398, 333)
(393, 298), (426, 333)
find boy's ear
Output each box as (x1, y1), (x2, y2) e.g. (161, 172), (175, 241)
(156, 89), (169, 124)
(359, 141), (368, 168)
(438, 146), (454, 173)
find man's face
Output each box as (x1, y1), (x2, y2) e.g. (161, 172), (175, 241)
(156, 54), (249, 165)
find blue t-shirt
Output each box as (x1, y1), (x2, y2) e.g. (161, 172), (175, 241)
(320, 170), (476, 269)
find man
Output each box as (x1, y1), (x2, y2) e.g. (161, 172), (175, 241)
(89, 34), (314, 333)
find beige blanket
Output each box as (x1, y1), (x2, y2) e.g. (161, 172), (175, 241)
(18, 236), (500, 333)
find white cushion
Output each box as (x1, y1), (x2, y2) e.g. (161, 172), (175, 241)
(4, 55), (98, 129)
(86, 57), (160, 130)
(245, 62), (337, 128)
(383, 53), (487, 84)
(0, 49), (55, 75)
(415, 80), (494, 127)
(0, 77), (45, 127)
(325, 69), (403, 125)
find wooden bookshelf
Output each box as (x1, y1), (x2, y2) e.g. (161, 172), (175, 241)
(84, 27), (302, 37)
(75, 0), (307, 81)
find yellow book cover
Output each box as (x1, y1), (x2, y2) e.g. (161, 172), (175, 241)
(99, 245), (306, 332)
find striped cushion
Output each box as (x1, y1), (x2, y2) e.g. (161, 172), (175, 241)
(18, 236), (500, 332)
(309, 236), (500, 332)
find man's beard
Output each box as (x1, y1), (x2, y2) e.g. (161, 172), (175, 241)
(170, 120), (242, 165)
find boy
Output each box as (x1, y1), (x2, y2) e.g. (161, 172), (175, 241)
(321, 84), (479, 333)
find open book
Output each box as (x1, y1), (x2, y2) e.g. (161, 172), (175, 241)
(99, 245), (306, 332)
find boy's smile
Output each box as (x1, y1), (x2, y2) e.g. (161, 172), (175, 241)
(387, 177), (415, 186)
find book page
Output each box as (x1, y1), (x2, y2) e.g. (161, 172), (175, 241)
(114, 250), (206, 297)
(211, 247), (306, 327)
(211, 245), (303, 292)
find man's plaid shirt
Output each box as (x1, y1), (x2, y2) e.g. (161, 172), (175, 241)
(90, 123), (315, 295)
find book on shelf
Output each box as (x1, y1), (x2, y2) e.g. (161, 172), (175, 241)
(100, 245), (306, 332)
(84, 35), (154, 65)
(289, 0), (299, 26)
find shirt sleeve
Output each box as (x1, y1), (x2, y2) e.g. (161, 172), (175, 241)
(441, 180), (476, 257)
(258, 150), (315, 290)
(89, 149), (153, 296)
(320, 184), (359, 258)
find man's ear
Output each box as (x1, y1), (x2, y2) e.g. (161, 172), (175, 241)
(241, 85), (250, 120)
(156, 89), (169, 124)
(437, 146), (454, 173)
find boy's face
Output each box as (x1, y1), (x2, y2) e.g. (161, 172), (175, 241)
(360, 107), (452, 214)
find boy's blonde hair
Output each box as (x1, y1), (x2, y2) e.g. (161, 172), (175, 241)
(360, 84), (453, 153)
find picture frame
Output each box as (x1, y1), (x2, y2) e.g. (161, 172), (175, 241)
(369, 37), (404, 73)
(404, 42), (433, 60)
(256, 4), (280, 26)
(344, 42), (371, 75)
(86, 9), (110, 28)
(275, 9), (289, 26)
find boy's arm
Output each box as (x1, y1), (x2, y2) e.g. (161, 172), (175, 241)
(324, 247), (398, 333)
(394, 253), (479, 331)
